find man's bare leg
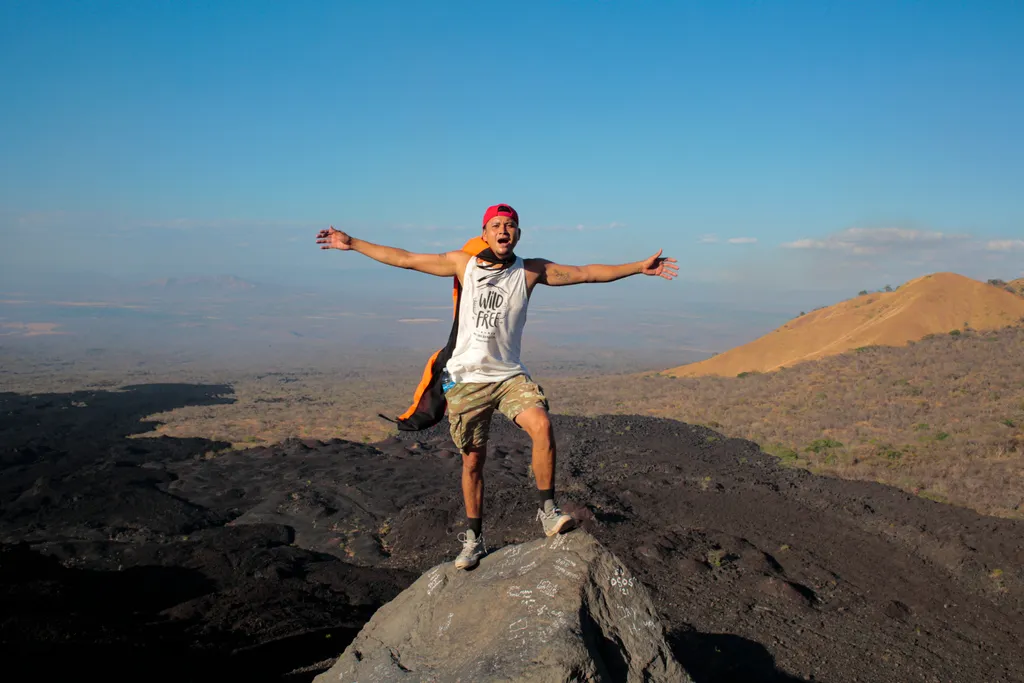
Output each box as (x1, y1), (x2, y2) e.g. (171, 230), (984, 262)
(455, 446), (487, 570)
(516, 406), (555, 489)
(516, 407), (574, 536)
(461, 447), (486, 520)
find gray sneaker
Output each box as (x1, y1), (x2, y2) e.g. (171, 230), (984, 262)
(454, 529), (486, 570)
(537, 504), (575, 537)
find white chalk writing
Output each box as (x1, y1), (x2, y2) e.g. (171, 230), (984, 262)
(437, 611), (454, 637)
(517, 559), (538, 576)
(536, 579), (558, 598)
(426, 567), (444, 596)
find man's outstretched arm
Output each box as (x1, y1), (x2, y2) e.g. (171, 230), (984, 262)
(316, 227), (464, 278)
(527, 250), (678, 287)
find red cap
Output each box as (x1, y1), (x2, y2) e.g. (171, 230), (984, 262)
(482, 203), (519, 227)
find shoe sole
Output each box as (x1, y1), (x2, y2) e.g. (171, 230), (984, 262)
(544, 516), (576, 537)
(455, 555), (482, 570)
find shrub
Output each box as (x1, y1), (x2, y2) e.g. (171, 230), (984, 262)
(806, 438), (844, 453)
(707, 548), (729, 568)
(764, 443), (799, 461)
(949, 329), (961, 336)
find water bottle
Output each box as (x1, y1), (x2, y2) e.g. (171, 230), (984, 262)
(441, 369), (456, 393)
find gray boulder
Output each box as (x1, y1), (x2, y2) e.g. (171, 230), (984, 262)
(315, 529), (691, 682)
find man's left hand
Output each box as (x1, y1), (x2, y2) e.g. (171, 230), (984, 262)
(640, 250), (679, 280)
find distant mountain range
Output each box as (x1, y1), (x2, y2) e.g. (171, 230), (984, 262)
(665, 272), (1024, 377)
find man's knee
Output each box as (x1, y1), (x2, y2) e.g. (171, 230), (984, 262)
(516, 407), (553, 440)
(461, 448), (486, 473)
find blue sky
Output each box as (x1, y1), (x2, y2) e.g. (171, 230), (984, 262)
(2, 1), (1022, 301)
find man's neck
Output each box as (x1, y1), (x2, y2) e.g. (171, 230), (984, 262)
(476, 249), (516, 266)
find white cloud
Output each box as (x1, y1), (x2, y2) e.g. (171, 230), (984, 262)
(697, 234), (719, 244)
(784, 238), (830, 249)
(782, 227), (968, 255)
(986, 240), (1024, 251)
(727, 237), (758, 244)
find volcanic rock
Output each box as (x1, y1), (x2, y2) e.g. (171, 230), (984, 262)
(316, 529), (690, 682)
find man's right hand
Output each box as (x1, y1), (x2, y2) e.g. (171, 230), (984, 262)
(316, 226), (353, 251)
(313, 228), (465, 279)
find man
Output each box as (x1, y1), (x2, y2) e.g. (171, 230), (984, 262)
(316, 204), (677, 569)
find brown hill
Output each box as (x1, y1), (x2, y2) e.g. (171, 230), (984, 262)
(1009, 278), (1024, 297)
(665, 272), (1024, 377)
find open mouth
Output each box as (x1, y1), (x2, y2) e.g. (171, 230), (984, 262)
(497, 236), (511, 245)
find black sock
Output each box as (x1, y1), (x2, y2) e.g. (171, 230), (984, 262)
(468, 517), (482, 536)
(538, 488), (554, 506)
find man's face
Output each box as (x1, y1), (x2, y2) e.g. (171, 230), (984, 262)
(482, 215), (519, 257)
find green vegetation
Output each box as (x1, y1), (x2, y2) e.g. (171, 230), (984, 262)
(806, 438), (844, 453)
(764, 443), (799, 462)
(706, 548), (728, 568)
(876, 444), (910, 462)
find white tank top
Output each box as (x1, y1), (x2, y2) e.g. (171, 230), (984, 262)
(445, 256), (530, 384)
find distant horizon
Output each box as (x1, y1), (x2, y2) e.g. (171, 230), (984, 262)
(4, 263), (1021, 375)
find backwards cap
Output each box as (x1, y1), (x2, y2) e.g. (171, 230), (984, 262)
(482, 203), (519, 227)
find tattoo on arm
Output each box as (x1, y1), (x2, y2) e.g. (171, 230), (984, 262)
(550, 268), (572, 284)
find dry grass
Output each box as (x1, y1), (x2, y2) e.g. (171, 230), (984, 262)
(548, 326), (1024, 519)
(667, 272), (1024, 377)
(5, 325), (1022, 520)
(136, 368), (420, 447)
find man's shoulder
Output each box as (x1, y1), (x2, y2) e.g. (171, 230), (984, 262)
(522, 257), (552, 270)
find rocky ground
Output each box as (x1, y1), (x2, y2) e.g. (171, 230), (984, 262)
(1, 383), (1022, 682)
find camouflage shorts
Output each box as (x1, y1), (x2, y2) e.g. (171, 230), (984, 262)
(445, 374), (549, 452)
